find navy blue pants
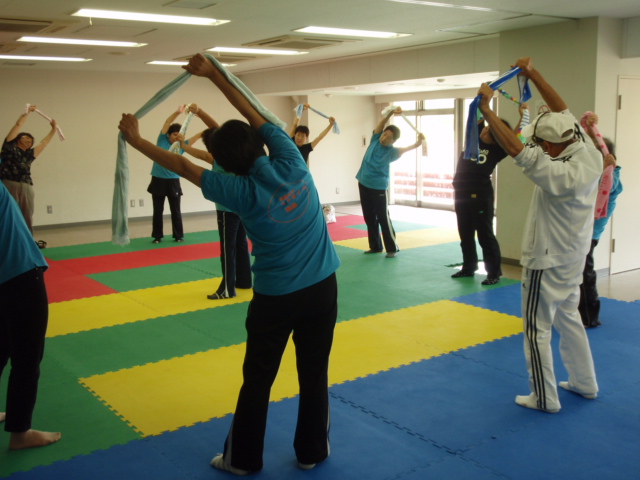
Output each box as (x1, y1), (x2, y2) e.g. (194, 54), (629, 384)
(579, 239), (601, 327)
(358, 182), (398, 253)
(152, 194), (183, 240)
(0, 267), (48, 433)
(223, 273), (338, 472)
(454, 190), (502, 276)
(216, 211), (252, 297)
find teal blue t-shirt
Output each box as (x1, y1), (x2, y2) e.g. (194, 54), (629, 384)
(355, 131), (401, 190)
(151, 132), (182, 179)
(0, 182), (48, 285)
(200, 123), (340, 295)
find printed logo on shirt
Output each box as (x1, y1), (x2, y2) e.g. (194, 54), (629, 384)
(473, 149), (489, 165)
(268, 180), (311, 223)
(551, 155), (572, 163)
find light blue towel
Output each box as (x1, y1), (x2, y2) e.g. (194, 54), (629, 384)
(462, 67), (531, 161)
(294, 104), (340, 134)
(112, 54), (286, 245)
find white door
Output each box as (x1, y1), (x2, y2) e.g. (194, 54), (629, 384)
(610, 77), (640, 274)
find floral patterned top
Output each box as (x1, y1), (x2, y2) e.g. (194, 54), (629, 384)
(0, 140), (36, 185)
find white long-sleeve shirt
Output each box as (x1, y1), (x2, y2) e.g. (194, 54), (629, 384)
(513, 110), (602, 270)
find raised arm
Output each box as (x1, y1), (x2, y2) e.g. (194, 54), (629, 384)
(6, 105), (36, 142)
(289, 103), (308, 137)
(184, 54), (266, 130)
(189, 104), (220, 130)
(374, 107), (401, 134)
(120, 114), (205, 187)
(180, 137), (214, 165)
(33, 119), (57, 158)
(478, 84), (523, 158)
(161, 107), (182, 134)
(515, 103), (528, 133)
(397, 132), (426, 157)
(514, 57), (567, 113)
(311, 117), (335, 149)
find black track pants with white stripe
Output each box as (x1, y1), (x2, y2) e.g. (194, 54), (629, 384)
(521, 262), (598, 411)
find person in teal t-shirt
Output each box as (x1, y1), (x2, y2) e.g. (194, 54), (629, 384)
(148, 105), (218, 243)
(1, 182), (61, 449)
(180, 129), (253, 300)
(119, 53), (340, 476)
(355, 107), (425, 258)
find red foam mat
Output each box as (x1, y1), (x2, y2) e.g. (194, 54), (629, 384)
(327, 215), (367, 241)
(45, 261), (118, 303)
(55, 242), (219, 275)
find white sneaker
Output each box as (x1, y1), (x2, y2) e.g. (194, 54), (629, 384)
(210, 454), (250, 476)
(559, 381), (597, 399)
(515, 394), (559, 413)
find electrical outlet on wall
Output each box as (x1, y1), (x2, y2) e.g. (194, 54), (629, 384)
(47, 205), (53, 214)
(139, 199), (144, 207)
(130, 200), (135, 207)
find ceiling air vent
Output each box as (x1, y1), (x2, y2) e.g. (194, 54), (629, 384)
(0, 42), (20, 54)
(175, 53), (257, 63)
(244, 34), (359, 50)
(0, 18), (75, 35)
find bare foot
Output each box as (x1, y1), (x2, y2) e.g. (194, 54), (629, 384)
(0, 412), (5, 423)
(9, 429), (61, 450)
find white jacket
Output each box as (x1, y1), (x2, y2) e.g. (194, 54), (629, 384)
(513, 111), (602, 270)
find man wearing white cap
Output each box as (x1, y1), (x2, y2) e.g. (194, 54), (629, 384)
(476, 57), (602, 413)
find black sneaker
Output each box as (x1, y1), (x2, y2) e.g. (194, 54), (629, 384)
(364, 249), (383, 254)
(451, 270), (474, 278)
(481, 276), (500, 285)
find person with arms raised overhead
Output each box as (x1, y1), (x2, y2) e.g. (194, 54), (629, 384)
(476, 57), (601, 413)
(119, 53), (340, 475)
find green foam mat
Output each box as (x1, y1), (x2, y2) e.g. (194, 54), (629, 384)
(44, 230), (220, 261)
(87, 259), (220, 292)
(0, 357), (140, 477)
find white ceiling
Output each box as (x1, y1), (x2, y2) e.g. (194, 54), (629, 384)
(1, 0), (639, 95)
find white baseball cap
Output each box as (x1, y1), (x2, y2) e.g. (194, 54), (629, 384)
(521, 112), (576, 143)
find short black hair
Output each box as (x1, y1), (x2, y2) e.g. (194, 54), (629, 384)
(202, 127), (218, 152)
(603, 137), (615, 157)
(384, 125), (401, 141)
(13, 132), (35, 144)
(295, 125), (310, 136)
(167, 123), (182, 135)
(205, 120), (266, 176)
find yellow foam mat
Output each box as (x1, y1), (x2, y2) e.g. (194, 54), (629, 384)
(48, 279), (253, 337)
(335, 227), (460, 251)
(80, 300), (520, 436)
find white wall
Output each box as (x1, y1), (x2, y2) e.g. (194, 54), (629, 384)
(593, 18), (623, 270)
(240, 37), (499, 95)
(0, 69), (291, 227)
(298, 94), (377, 205)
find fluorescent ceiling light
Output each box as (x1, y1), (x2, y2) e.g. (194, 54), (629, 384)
(18, 36), (147, 47)
(386, 0), (496, 12)
(207, 47), (308, 56)
(71, 9), (229, 26)
(294, 26), (410, 38)
(0, 55), (92, 62)
(147, 60), (236, 67)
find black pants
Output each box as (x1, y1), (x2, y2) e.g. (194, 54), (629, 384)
(579, 239), (601, 327)
(358, 182), (398, 253)
(454, 191), (502, 276)
(152, 194), (183, 240)
(223, 273), (338, 472)
(216, 211), (252, 297)
(0, 268), (48, 433)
